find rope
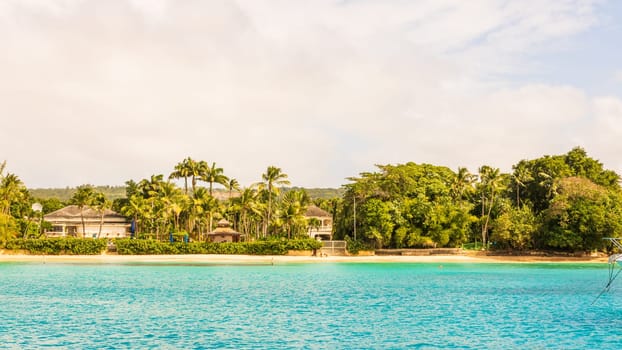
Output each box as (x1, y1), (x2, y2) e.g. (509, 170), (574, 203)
(592, 262), (622, 305)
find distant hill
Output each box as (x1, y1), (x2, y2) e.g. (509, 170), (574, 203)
(29, 186), (343, 201)
(29, 186), (127, 201)
(287, 187), (344, 199)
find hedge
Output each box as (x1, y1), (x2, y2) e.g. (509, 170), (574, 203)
(5, 238), (108, 255)
(114, 239), (323, 255)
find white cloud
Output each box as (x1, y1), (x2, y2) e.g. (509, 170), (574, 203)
(0, 0), (619, 188)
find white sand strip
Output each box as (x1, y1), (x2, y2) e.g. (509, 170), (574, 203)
(0, 253), (608, 264)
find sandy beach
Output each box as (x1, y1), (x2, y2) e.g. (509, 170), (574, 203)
(0, 252), (608, 265)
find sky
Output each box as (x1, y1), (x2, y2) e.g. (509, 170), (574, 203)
(1, 0), (621, 189)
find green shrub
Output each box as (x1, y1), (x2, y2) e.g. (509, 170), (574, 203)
(283, 239), (322, 251)
(344, 236), (374, 254)
(462, 242), (485, 251)
(114, 238), (322, 255)
(5, 238), (107, 255)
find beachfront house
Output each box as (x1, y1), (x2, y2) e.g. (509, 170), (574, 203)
(44, 205), (131, 238)
(304, 205), (333, 240)
(207, 219), (242, 243)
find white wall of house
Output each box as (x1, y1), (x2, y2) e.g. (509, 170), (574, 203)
(46, 222), (130, 238)
(306, 216), (333, 240)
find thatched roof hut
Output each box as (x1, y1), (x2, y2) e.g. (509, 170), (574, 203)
(207, 219), (241, 243)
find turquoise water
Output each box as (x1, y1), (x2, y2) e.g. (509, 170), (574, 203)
(1, 262), (622, 349)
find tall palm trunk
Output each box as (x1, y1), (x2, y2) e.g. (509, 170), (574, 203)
(482, 192), (495, 247)
(266, 184), (272, 238)
(80, 208), (86, 238)
(97, 211), (104, 238)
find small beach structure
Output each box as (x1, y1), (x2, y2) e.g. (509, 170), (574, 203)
(207, 219), (241, 243)
(43, 205), (130, 238)
(304, 205), (332, 240)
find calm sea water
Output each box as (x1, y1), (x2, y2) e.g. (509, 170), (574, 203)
(1, 262), (622, 349)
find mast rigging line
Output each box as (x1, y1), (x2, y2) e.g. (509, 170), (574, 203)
(592, 238), (622, 305)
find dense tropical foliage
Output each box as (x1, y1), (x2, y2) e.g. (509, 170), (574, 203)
(2, 146), (621, 254)
(333, 147), (622, 252)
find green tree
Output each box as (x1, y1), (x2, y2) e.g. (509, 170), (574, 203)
(121, 194), (150, 236)
(258, 166), (291, 237)
(1, 172), (26, 217)
(509, 147), (619, 214)
(226, 178), (240, 199)
(450, 167), (476, 201)
(38, 197), (65, 214)
(188, 187), (213, 240)
(336, 163), (474, 249)
(539, 177), (622, 251)
(477, 166), (506, 248)
(158, 182), (187, 233)
(231, 188), (263, 239)
(490, 201), (538, 250)
(92, 192), (112, 238)
(170, 157), (193, 194)
(186, 159), (203, 194)
(137, 175), (165, 236)
(201, 162), (229, 197)
(200, 162), (229, 231)
(510, 164), (533, 207)
(69, 185), (96, 237)
(564, 147), (619, 188)
(278, 189), (310, 238)
(358, 198), (394, 248)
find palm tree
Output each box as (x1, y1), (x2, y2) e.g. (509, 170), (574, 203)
(257, 166), (291, 237)
(279, 190), (309, 238)
(158, 182), (187, 232)
(201, 162), (229, 196)
(538, 172), (559, 199)
(0, 173), (25, 217)
(121, 194), (150, 236)
(169, 158), (193, 194)
(137, 174), (166, 237)
(226, 178), (240, 200)
(189, 187), (211, 240)
(201, 162), (229, 231)
(512, 166), (533, 207)
(184, 158), (202, 194)
(69, 185), (96, 237)
(92, 192), (111, 238)
(477, 166), (505, 248)
(138, 174), (164, 198)
(450, 167), (476, 201)
(232, 188), (263, 239)
(125, 180), (140, 198)
(0, 165), (25, 242)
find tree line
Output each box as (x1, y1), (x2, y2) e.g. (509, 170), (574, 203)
(2, 147), (622, 252)
(0, 158), (316, 243)
(332, 147), (622, 252)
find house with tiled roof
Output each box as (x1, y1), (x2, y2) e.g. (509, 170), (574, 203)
(44, 205), (130, 238)
(304, 205), (332, 240)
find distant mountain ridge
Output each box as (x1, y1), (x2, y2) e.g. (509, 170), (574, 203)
(29, 186), (343, 201)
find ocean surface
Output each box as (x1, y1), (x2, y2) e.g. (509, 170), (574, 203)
(1, 262), (621, 349)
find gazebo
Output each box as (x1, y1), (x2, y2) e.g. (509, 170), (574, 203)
(207, 219), (241, 243)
